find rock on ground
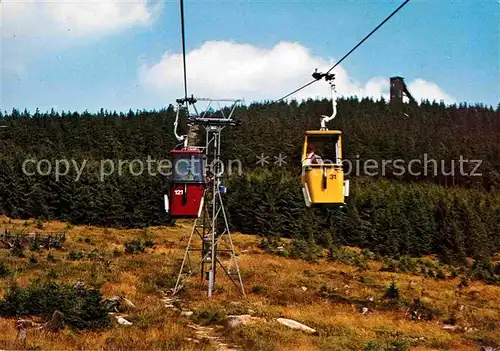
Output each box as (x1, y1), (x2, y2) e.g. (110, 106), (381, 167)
(116, 317), (133, 326)
(276, 318), (317, 334)
(227, 315), (262, 328)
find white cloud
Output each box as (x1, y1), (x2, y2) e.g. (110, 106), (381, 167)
(408, 79), (455, 104)
(140, 40), (454, 104)
(1, 0), (156, 38)
(1, 0), (159, 74)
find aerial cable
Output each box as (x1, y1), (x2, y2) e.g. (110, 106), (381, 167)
(180, 0), (188, 103)
(174, 0), (194, 146)
(277, 0), (411, 102)
(325, 0), (410, 75)
(276, 80), (318, 103)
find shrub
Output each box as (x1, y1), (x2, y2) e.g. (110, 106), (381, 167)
(353, 256), (369, 270)
(140, 271), (177, 293)
(10, 241), (25, 258)
(380, 259), (399, 273)
(0, 284), (30, 315)
(35, 219), (44, 230)
(420, 259), (437, 269)
(458, 277), (469, 288)
(328, 246), (366, 268)
(0, 280), (110, 330)
(47, 269), (58, 280)
(361, 249), (376, 260)
(87, 249), (101, 260)
(0, 262), (12, 277)
(192, 308), (227, 325)
(144, 240), (156, 248)
(258, 236), (286, 256)
(398, 256), (416, 273)
(359, 276), (375, 284)
(139, 228), (156, 249)
(67, 251), (84, 261)
(407, 298), (441, 321)
(436, 269), (447, 280)
(29, 239), (40, 252)
(383, 279), (399, 300)
(250, 285), (268, 295)
(364, 339), (409, 351)
(469, 260), (500, 285)
(290, 239), (321, 261)
(380, 256), (415, 273)
(443, 312), (457, 326)
(124, 239), (145, 254)
(495, 262), (500, 276)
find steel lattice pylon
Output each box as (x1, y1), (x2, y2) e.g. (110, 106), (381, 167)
(172, 98), (245, 298)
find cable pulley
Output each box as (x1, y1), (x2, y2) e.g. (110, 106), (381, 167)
(312, 69), (335, 82)
(176, 95), (198, 105)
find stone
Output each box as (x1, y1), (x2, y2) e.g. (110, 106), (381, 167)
(409, 336), (427, 342)
(276, 318), (317, 334)
(16, 325), (27, 348)
(181, 311), (194, 317)
(467, 290), (481, 299)
(116, 317), (132, 326)
(16, 319), (39, 328)
(464, 326), (478, 333)
(42, 310), (64, 332)
(480, 347), (498, 351)
(103, 296), (136, 313)
(227, 315), (261, 328)
(185, 337), (200, 344)
(120, 297), (136, 310)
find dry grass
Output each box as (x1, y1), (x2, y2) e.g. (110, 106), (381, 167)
(0, 216), (499, 350)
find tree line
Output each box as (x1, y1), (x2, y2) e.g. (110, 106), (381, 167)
(0, 98), (499, 262)
(225, 170), (499, 264)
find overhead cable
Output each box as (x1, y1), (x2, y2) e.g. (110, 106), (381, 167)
(277, 0), (411, 102)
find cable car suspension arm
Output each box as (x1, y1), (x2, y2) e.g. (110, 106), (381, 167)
(319, 73), (337, 130)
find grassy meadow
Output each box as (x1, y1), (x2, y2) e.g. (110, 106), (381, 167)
(0, 216), (499, 351)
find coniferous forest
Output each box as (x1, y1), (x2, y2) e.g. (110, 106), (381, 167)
(0, 98), (499, 264)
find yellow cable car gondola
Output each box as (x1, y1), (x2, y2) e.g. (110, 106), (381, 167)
(301, 74), (349, 207)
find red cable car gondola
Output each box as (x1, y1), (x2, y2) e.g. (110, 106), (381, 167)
(165, 148), (206, 218)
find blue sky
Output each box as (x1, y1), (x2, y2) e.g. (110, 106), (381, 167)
(1, 0), (498, 113)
